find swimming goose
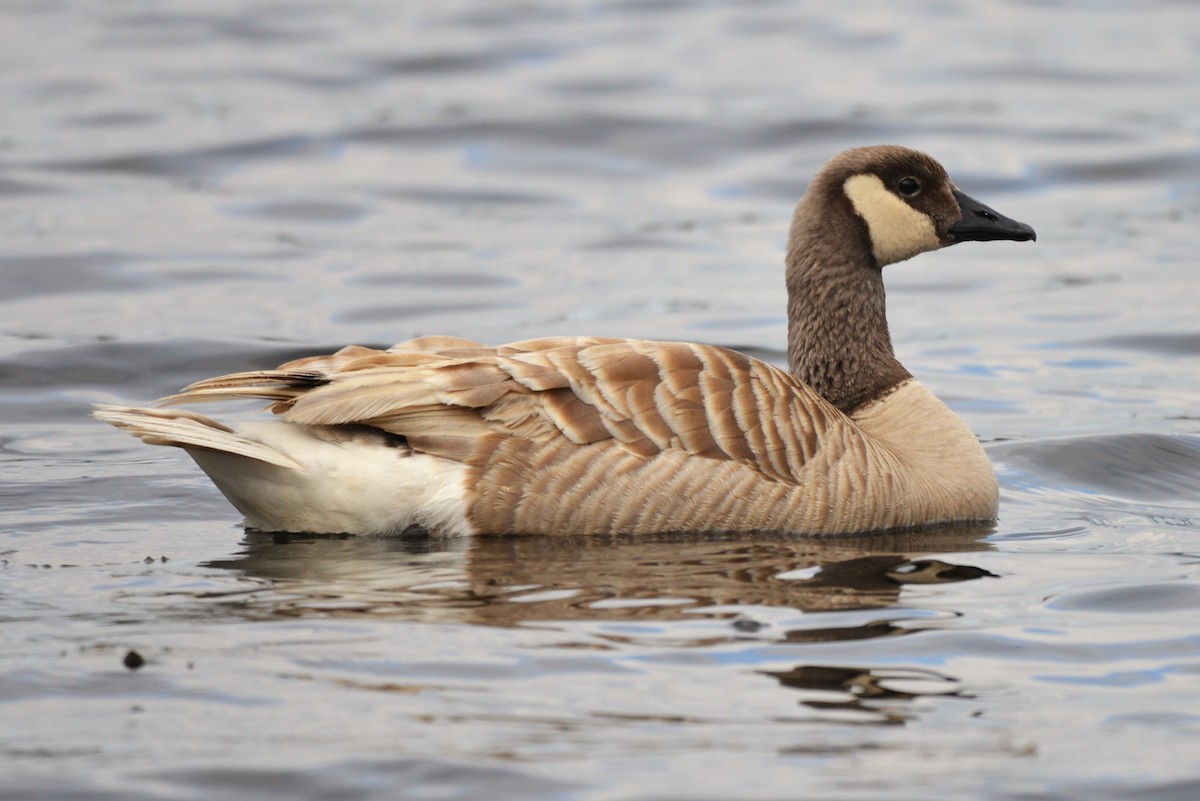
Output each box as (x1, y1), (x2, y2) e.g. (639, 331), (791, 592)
(96, 145), (1035, 537)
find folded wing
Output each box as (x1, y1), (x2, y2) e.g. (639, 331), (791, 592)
(162, 336), (844, 487)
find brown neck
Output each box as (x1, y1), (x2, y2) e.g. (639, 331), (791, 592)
(785, 195), (911, 413)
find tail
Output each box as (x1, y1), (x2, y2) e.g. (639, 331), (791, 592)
(94, 403), (472, 536)
(93, 405), (302, 470)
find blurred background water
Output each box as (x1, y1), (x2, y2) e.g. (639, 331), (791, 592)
(2, 1), (1200, 799)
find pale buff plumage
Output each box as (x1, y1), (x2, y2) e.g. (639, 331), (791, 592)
(96, 145), (1035, 536)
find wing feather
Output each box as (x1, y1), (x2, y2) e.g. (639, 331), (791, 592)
(146, 337), (845, 485)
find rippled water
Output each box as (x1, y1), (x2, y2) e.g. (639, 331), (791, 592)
(3, 2), (1200, 799)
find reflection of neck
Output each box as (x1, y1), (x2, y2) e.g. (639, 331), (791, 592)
(785, 212), (911, 413)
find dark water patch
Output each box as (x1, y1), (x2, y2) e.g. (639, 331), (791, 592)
(156, 759), (578, 801)
(0, 472), (222, 529)
(548, 76), (660, 95)
(798, 627), (1200, 666)
(0, 339), (345, 403)
(951, 63), (1172, 86)
(579, 234), (702, 251)
(0, 177), (59, 196)
(991, 525), (1092, 543)
(235, 67), (371, 91)
(99, 7), (331, 47)
(364, 239), (468, 254)
(37, 134), (335, 180)
(606, 0), (706, 13)
(381, 186), (563, 207)
(1076, 332), (1200, 357)
(997, 778), (1200, 801)
(208, 17), (330, 46)
(1027, 311), (1119, 324)
(350, 115), (675, 150)
(347, 271), (518, 289)
(1008, 125), (1133, 145)
(0, 250), (286, 302)
(229, 199), (372, 224)
(748, 117), (895, 150)
(62, 110), (160, 129)
(891, 280), (983, 294)
(452, 4), (579, 29)
(1044, 273), (1122, 289)
(727, 11), (900, 48)
(0, 252), (141, 301)
(0, 665), (263, 706)
(465, 143), (652, 177)
(1105, 711), (1200, 730)
(733, 175), (831, 203)
(0, 758), (577, 801)
(994, 433), (1200, 503)
(1040, 151), (1200, 185)
(1048, 582), (1200, 614)
(366, 43), (559, 77)
(23, 77), (105, 99)
(338, 302), (519, 325)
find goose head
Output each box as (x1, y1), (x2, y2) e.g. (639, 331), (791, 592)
(801, 144), (1036, 268)
(786, 145), (1036, 412)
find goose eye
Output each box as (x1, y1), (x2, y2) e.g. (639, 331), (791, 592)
(897, 177), (921, 197)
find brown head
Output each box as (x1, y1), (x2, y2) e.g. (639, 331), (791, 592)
(791, 145), (1035, 268)
(786, 145), (1035, 411)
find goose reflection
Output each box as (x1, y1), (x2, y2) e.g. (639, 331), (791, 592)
(762, 664), (969, 725)
(202, 523), (997, 637)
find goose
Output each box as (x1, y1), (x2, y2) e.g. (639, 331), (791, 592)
(96, 145), (1035, 537)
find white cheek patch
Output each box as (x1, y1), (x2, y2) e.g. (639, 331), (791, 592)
(843, 174), (942, 266)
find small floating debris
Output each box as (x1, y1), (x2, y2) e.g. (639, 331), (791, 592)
(123, 650), (145, 671)
(732, 617), (766, 633)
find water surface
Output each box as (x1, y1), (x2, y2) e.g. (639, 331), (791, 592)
(2, 2), (1200, 799)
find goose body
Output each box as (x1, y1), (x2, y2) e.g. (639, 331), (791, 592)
(96, 145), (1035, 537)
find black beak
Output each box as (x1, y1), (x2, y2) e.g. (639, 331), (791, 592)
(948, 188), (1036, 243)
